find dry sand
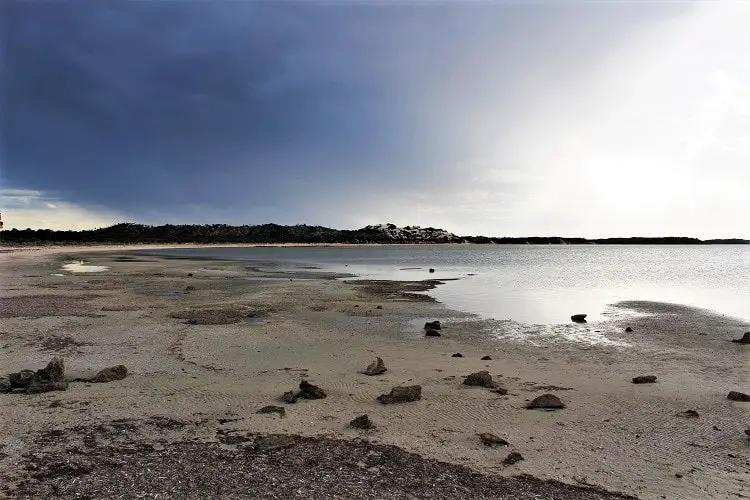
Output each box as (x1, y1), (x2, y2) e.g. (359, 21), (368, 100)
(0, 246), (748, 499)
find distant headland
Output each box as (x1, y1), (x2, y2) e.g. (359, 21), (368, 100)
(1, 223), (747, 245)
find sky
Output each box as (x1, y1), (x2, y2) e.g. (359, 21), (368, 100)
(1, 1), (748, 238)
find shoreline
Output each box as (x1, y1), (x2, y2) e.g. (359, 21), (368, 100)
(1, 246), (749, 499)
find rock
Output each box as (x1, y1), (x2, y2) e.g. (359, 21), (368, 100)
(0, 378), (11, 393)
(186, 319), (198, 325)
(36, 357), (65, 382)
(745, 429), (750, 438)
(625, 326), (634, 332)
(90, 365), (128, 383)
(187, 273), (194, 277)
(526, 393), (565, 410)
(675, 473), (683, 479)
(8, 370), (35, 389)
(424, 321), (441, 330)
(632, 375), (657, 384)
(481, 355), (492, 360)
(463, 371), (496, 388)
(678, 409), (699, 418)
(727, 391), (750, 402)
(571, 314), (587, 323)
(256, 406), (285, 417)
(363, 357), (387, 376)
(731, 332), (750, 344)
(429, 268), (435, 273)
(281, 391), (297, 404)
(377, 385), (422, 404)
(350, 414), (375, 429)
(452, 353), (463, 358)
(425, 329), (441, 337)
(254, 435), (297, 452)
(26, 378), (68, 394)
(185, 285), (196, 292)
(375, 305), (383, 310)
(299, 380), (327, 399)
(503, 451), (524, 465)
(491, 387), (509, 396)
(478, 433), (509, 447)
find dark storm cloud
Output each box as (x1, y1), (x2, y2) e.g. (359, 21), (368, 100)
(1, 1), (689, 225)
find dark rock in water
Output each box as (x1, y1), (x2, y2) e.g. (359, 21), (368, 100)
(91, 365), (128, 383)
(299, 380), (327, 399)
(625, 326), (634, 332)
(363, 357), (387, 376)
(478, 433), (509, 447)
(452, 353), (463, 358)
(257, 405), (285, 417)
(425, 329), (441, 337)
(0, 378), (11, 393)
(36, 357), (65, 382)
(492, 387), (509, 396)
(424, 321), (441, 330)
(727, 391), (750, 402)
(429, 268), (435, 273)
(26, 378), (68, 394)
(281, 391), (297, 404)
(526, 394), (565, 410)
(632, 375), (657, 384)
(9, 370), (35, 389)
(503, 451), (524, 465)
(678, 409), (699, 418)
(731, 332), (750, 344)
(463, 371), (496, 388)
(481, 355), (492, 360)
(377, 385), (422, 404)
(350, 414), (375, 429)
(571, 314), (587, 323)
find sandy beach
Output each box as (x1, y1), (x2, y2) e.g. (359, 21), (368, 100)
(1, 246), (748, 499)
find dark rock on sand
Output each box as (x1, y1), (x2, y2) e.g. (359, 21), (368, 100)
(632, 375), (657, 384)
(452, 353), (464, 358)
(504, 451), (524, 465)
(492, 387), (509, 396)
(185, 285), (196, 292)
(254, 435), (297, 453)
(727, 391), (750, 402)
(478, 433), (509, 447)
(731, 332), (750, 344)
(91, 365), (128, 383)
(429, 268), (435, 273)
(350, 414), (375, 429)
(377, 385), (422, 404)
(745, 429), (750, 438)
(424, 321), (441, 330)
(27, 378), (68, 394)
(186, 319), (198, 325)
(363, 357), (387, 376)
(0, 378), (11, 392)
(463, 371), (496, 388)
(571, 314), (587, 323)
(299, 380), (327, 399)
(281, 391), (297, 404)
(425, 329), (441, 337)
(375, 305), (383, 310)
(526, 394), (565, 410)
(625, 327), (634, 332)
(481, 355), (492, 360)
(36, 357), (65, 382)
(678, 409), (699, 418)
(187, 273), (193, 277)
(257, 406), (286, 417)
(9, 370), (35, 389)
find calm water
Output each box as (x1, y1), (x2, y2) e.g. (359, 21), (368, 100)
(142, 245), (750, 324)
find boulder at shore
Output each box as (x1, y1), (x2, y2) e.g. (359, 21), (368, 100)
(425, 329), (441, 337)
(632, 375), (657, 384)
(27, 379), (68, 394)
(731, 332), (750, 344)
(463, 371), (496, 389)
(363, 357), (387, 376)
(571, 314), (587, 323)
(350, 414), (375, 429)
(526, 393), (565, 410)
(424, 321), (441, 330)
(8, 370), (35, 389)
(91, 365), (128, 383)
(36, 357), (65, 382)
(377, 385), (422, 404)
(727, 391), (750, 402)
(299, 380), (327, 399)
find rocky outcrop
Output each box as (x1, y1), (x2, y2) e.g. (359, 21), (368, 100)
(425, 329), (441, 337)
(8, 370), (35, 389)
(37, 357), (65, 382)
(91, 365), (128, 383)
(377, 385), (422, 404)
(299, 380), (327, 399)
(26, 378), (68, 394)
(731, 332), (750, 344)
(281, 391), (297, 404)
(424, 321), (441, 330)
(727, 391), (750, 402)
(0, 378), (11, 392)
(478, 433), (508, 447)
(363, 357), (387, 376)
(350, 414), (375, 429)
(526, 394), (565, 410)
(463, 371), (496, 388)
(632, 375), (657, 384)
(571, 314), (587, 323)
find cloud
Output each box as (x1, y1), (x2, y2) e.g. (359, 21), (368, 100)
(0, 189), (124, 230)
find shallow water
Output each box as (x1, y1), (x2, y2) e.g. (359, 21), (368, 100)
(62, 261), (110, 273)
(141, 245), (750, 324)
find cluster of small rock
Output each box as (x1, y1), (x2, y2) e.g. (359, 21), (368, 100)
(0, 357), (128, 395)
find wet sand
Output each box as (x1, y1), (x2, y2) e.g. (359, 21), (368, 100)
(1, 246), (748, 499)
